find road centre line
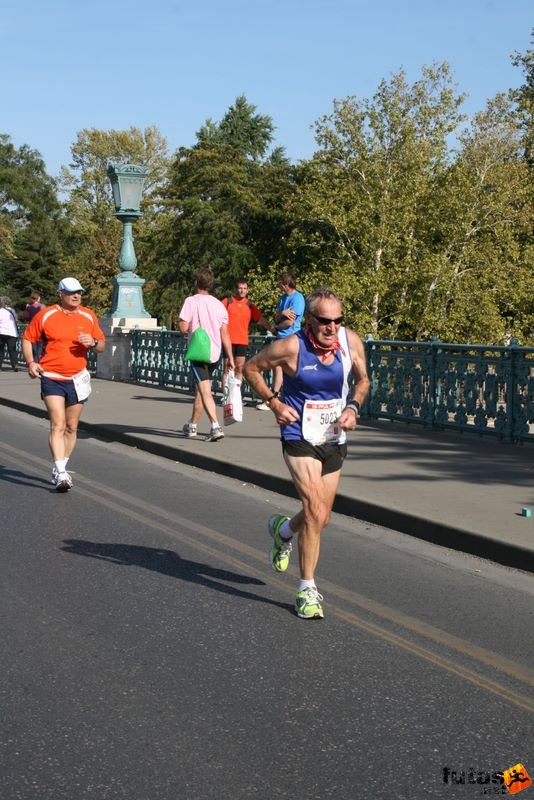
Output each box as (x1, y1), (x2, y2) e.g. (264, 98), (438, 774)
(3, 441), (534, 711)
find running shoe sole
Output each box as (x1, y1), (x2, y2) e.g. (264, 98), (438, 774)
(296, 606), (324, 620)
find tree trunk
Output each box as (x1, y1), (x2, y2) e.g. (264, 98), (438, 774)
(371, 246), (382, 336)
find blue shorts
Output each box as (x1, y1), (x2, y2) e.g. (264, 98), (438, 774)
(40, 376), (87, 406)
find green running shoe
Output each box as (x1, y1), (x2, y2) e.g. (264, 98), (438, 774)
(268, 514), (292, 572)
(295, 587), (324, 619)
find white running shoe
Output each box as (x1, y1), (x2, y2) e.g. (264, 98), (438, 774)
(206, 427), (224, 442)
(182, 422), (198, 438)
(55, 472), (73, 493)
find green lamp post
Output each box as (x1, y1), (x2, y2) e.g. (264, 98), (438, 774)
(106, 162), (151, 318)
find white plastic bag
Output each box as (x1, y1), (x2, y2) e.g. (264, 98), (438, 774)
(223, 370), (243, 425)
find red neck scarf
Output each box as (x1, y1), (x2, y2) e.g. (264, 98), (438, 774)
(305, 326), (345, 361)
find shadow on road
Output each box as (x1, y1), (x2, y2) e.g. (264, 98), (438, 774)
(61, 538), (293, 612)
(0, 465), (51, 490)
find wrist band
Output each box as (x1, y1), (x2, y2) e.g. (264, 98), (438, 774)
(27, 361), (36, 367)
(264, 393), (278, 404)
(344, 400), (361, 417)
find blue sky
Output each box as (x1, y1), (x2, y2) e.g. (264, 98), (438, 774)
(2, 0), (532, 177)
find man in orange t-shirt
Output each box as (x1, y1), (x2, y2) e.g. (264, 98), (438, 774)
(222, 279), (274, 383)
(22, 277), (105, 493)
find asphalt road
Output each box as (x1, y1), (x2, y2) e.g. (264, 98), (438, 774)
(1, 406), (533, 800)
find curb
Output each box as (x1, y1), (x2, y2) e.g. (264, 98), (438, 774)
(2, 396), (533, 575)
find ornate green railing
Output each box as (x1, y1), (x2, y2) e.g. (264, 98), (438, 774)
(365, 338), (533, 441)
(130, 330), (534, 442)
(130, 330), (273, 397)
(17, 326), (531, 441)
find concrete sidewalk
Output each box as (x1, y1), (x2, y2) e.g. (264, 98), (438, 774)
(1, 370), (534, 573)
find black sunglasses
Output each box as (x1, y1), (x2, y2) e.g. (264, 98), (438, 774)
(310, 312), (344, 325)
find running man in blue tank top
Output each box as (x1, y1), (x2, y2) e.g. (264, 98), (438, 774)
(244, 287), (370, 619)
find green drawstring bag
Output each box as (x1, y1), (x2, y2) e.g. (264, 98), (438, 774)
(185, 327), (211, 362)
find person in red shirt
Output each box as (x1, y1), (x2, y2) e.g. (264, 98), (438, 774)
(222, 279), (274, 384)
(22, 277), (105, 493)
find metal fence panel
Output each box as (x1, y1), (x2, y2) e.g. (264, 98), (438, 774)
(130, 330), (274, 400)
(364, 338), (533, 442)
(128, 331), (532, 442)
(20, 324), (529, 442)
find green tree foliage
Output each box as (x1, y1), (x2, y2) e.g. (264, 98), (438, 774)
(143, 97), (295, 325)
(196, 95), (275, 161)
(285, 64), (466, 339)
(417, 94), (532, 343)
(0, 135), (64, 306)
(3, 50), (533, 343)
(508, 30), (534, 342)
(59, 126), (169, 316)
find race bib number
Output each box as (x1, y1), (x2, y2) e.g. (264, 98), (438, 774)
(72, 369), (92, 402)
(301, 398), (343, 445)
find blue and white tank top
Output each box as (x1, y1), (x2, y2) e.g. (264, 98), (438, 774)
(281, 327), (352, 445)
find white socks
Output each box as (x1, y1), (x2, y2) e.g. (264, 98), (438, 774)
(298, 579), (316, 591)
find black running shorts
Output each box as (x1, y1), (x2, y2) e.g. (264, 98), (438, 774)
(281, 440), (348, 476)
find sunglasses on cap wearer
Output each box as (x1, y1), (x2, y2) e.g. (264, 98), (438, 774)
(309, 312), (344, 326)
(61, 290), (84, 295)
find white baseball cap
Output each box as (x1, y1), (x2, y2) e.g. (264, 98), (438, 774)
(57, 277), (85, 293)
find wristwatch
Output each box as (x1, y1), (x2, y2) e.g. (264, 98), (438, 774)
(91, 339), (99, 349)
(344, 400), (361, 417)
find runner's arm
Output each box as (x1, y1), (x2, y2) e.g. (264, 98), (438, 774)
(22, 339), (42, 378)
(79, 313), (106, 352)
(338, 329), (371, 431)
(220, 323), (235, 371)
(78, 332), (105, 352)
(244, 338), (300, 423)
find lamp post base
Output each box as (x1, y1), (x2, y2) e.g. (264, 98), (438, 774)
(105, 271), (151, 320)
(96, 316), (159, 381)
